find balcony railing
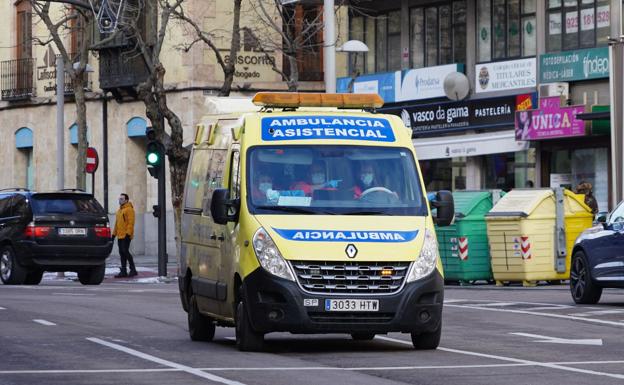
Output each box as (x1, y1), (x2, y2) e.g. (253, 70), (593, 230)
(1, 58), (36, 101)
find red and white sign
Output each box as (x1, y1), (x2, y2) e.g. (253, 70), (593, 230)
(458, 237), (468, 261)
(520, 236), (531, 260)
(85, 147), (99, 174)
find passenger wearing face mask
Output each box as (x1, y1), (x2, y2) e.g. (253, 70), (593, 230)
(252, 173), (274, 202)
(291, 161), (339, 196)
(353, 162), (380, 199)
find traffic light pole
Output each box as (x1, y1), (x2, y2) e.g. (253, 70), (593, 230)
(157, 156), (167, 277)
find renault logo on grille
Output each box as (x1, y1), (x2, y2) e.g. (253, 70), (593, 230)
(345, 244), (358, 258)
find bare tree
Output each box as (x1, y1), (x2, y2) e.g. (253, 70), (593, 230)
(170, 0), (242, 96)
(248, 0), (329, 91)
(30, 1), (92, 190)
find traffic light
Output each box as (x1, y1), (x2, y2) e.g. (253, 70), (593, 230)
(152, 205), (160, 218)
(146, 128), (163, 179)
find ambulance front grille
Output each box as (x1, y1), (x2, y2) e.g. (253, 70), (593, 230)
(290, 261), (411, 295)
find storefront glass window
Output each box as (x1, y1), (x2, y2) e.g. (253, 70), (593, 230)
(546, 0), (610, 52)
(420, 158), (467, 191)
(365, 18), (376, 73)
(478, 0), (537, 62)
(453, 1), (467, 64)
(484, 150), (535, 191)
(425, 7), (439, 65)
(410, 8), (425, 68)
(550, 147), (608, 213)
(375, 17), (387, 72)
(349, 16), (365, 75)
(440, 5), (453, 64)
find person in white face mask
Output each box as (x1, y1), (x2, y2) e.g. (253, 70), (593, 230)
(291, 161), (340, 196)
(353, 162), (379, 199)
(252, 173), (274, 202)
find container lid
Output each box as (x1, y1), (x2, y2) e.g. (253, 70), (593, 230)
(452, 191), (492, 218)
(486, 189), (553, 217)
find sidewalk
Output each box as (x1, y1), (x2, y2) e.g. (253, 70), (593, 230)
(42, 254), (178, 284)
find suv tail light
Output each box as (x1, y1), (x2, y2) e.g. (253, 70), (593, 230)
(94, 224), (111, 238)
(24, 222), (51, 238)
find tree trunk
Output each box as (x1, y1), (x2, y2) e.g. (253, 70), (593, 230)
(287, 55), (299, 92)
(73, 73), (88, 190)
(219, 0), (242, 96)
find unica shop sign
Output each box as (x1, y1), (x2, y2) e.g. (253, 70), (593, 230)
(540, 47), (609, 83)
(515, 96), (586, 140)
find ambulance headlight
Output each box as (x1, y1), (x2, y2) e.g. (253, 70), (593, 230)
(407, 229), (439, 282)
(252, 228), (295, 281)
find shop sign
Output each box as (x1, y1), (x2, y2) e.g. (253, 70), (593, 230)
(336, 64), (462, 103)
(515, 96), (587, 140)
(386, 93), (535, 135)
(476, 58), (537, 93)
(412, 131), (530, 160)
(540, 47), (609, 83)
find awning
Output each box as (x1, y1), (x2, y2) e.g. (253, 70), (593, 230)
(577, 111), (610, 120)
(413, 130), (529, 160)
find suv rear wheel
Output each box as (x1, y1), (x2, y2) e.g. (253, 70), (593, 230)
(570, 251), (603, 304)
(0, 246), (27, 285)
(78, 264), (105, 285)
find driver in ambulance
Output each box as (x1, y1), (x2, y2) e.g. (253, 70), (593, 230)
(353, 161), (397, 200)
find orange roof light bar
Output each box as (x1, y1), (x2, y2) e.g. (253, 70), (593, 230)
(252, 92), (384, 109)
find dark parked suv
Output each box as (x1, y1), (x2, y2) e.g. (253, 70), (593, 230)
(0, 189), (113, 285)
(570, 201), (624, 304)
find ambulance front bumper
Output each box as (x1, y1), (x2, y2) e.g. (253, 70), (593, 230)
(242, 267), (443, 334)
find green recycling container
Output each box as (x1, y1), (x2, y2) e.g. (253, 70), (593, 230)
(436, 191), (494, 284)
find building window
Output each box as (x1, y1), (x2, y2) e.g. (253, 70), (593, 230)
(409, 1), (466, 69)
(477, 0), (536, 62)
(547, 0), (610, 52)
(348, 11), (400, 74)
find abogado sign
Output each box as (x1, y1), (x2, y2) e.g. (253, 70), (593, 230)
(476, 58), (537, 93)
(386, 93), (536, 135)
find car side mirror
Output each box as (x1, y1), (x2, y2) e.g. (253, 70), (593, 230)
(210, 188), (240, 225)
(431, 190), (454, 227)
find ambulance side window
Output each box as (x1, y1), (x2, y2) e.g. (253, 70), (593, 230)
(202, 149), (228, 215)
(184, 149), (211, 211)
(229, 149), (241, 200)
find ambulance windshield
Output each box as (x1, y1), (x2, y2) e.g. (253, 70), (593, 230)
(247, 146), (427, 216)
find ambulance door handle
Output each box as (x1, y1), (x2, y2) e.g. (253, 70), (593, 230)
(217, 234), (225, 242)
(210, 233), (217, 240)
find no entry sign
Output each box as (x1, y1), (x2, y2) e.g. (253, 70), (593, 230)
(85, 147), (99, 174)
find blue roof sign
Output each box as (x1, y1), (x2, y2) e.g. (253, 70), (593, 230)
(261, 116), (395, 142)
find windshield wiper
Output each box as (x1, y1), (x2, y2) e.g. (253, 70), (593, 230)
(255, 205), (324, 215)
(342, 210), (392, 216)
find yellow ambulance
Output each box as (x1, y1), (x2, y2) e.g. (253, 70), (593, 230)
(179, 93), (454, 351)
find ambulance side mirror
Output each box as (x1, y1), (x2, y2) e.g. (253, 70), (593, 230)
(211, 189), (240, 225)
(431, 190), (454, 227)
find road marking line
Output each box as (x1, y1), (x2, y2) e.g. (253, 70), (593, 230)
(445, 304), (624, 327)
(443, 299), (469, 303)
(52, 293), (96, 296)
(87, 337), (247, 385)
(0, 306), (5, 310)
(524, 305), (573, 311)
(4, 359), (624, 375)
(510, 332), (603, 346)
(468, 302), (519, 307)
(33, 319), (56, 326)
(573, 310), (624, 316)
(376, 336), (624, 380)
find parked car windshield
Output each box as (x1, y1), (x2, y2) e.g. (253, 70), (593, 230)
(247, 146), (427, 216)
(31, 194), (105, 215)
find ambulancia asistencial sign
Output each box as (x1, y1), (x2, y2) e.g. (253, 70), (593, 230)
(261, 116), (396, 142)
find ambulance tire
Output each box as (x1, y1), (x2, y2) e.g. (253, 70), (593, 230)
(351, 333), (375, 341)
(236, 296), (264, 352)
(410, 324), (441, 350)
(188, 294), (216, 341)
(570, 251), (603, 304)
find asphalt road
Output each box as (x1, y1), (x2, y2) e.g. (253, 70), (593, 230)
(2, 281), (624, 385)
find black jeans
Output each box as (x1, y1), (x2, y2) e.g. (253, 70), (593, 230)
(118, 237), (136, 273)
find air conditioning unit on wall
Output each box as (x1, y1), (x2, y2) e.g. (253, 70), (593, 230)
(539, 82), (569, 98)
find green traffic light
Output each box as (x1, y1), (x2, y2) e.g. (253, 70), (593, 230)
(147, 152), (159, 165)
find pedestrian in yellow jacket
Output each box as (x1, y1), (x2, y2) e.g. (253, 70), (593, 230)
(112, 193), (137, 278)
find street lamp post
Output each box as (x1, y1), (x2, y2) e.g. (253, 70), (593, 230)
(323, 0), (336, 93)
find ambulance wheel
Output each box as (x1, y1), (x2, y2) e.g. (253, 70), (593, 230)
(351, 333), (375, 341)
(188, 294), (215, 341)
(411, 324), (441, 350)
(570, 251), (602, 304)
(235, 293), (264, 351)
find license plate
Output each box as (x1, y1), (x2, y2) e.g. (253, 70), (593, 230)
(58, 228), (87, 236)
(325, 299), (379, 312)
